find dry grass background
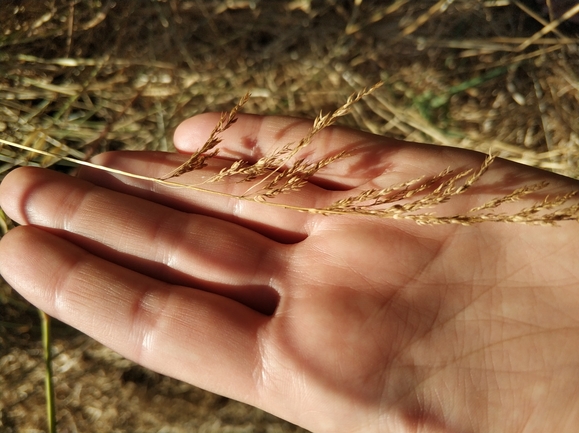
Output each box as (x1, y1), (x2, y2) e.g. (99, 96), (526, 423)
(0, 0), (578, 432)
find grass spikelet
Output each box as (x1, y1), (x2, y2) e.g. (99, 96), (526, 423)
(159, 93), (250, 180)
(326, 168), (452, 212)
(469, 182), (550, 212)
(250, 150), (350, 200)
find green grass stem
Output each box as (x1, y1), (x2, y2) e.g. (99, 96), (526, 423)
(40, 309), (57, 433)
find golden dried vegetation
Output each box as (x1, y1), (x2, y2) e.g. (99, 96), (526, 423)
(1, 1), (579, 432)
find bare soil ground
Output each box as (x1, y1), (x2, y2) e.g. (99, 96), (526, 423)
(1, 1), (578, 431)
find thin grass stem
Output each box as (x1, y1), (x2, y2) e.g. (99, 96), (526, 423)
(1, 137), (579, 224)
(39, 309), (57, 433)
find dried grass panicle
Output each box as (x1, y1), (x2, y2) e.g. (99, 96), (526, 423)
(150, 89), (579, 225)
(2, 83), (579, 225)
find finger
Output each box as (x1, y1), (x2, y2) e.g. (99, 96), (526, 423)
(79, 150), (318, 242)
(173, 113), (483, 190)
(0, 167), (283, 314)
(175, 114), (579, 197)
(0, 225), (266, 403)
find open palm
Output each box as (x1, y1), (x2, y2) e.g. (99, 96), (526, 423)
(1, 114), (579, 433)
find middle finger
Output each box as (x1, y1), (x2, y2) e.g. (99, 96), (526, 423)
(0, 167), (285, 313)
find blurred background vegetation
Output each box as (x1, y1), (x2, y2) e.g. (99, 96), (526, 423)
(1, 1), (578, 432)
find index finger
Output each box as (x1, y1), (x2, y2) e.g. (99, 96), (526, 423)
(173, 113), (481, 190)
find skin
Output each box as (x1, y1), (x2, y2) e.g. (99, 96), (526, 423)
(1, 113), (579, 433)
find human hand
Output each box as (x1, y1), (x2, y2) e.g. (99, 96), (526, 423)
(1, 114), (579, 433)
